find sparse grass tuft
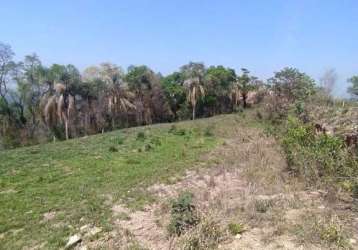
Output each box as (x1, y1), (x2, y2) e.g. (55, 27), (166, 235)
(228, 222), (245, 235)
(294, 212), (350, 248)
(204, 125), (215, 137)
(254, 199), (274, 213)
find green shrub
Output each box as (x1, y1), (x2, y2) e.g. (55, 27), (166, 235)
(136, 131), (146, 140)
(168, 192), (200, 236)
(282, 116), (357, 185)
(228, 223), (245, 235)
(168, 125), (187, 136)
(114, 136), (124, 145)
(109, 146), (118, 152)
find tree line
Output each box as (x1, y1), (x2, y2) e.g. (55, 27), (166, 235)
(0, 42), (357, 149)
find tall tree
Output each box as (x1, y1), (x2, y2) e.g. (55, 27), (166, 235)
(181, 62), (206, 120)
(320, 69), (337, 95)
(205, 65), (236, 114)
(125, 65), (158, 124)
(237, 68), (255, 108)
(268, 67), (316, 101)
(0, 42), (15, 99)
(161, 72), (186, 119)
(347, 76), (358, 99)
(43, 83), (75, 140)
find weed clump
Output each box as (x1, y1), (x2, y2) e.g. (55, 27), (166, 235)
(136, 131), (146, 140)
(168, 192), (199, 236)
(295, 213), (349, 248)
(228, 222), (245, 235)
(254, 199), (274, 213)
(111, 135), (124, 145)
(204, 125), (215, 137)
(109, 146), (118, 152)
(169, 125), (187, 136)
(182, 218), (224, 250)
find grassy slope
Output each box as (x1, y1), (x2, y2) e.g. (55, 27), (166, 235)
(0, 115), (247, 249)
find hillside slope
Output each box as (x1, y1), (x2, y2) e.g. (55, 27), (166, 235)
(0, 112), (357, 249)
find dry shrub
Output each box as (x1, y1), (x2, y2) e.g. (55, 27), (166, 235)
(263, 94), (290, 124)
(181, 217), (225, 250)
(294, 212), (349, 249)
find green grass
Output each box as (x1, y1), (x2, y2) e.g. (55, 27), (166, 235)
(0, 117), (231, 249)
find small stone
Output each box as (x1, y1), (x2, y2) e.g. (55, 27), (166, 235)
(43, 211), (56, 221)
(318, 205), (325, 209)
(235, 234), (242, 239)
(65, 234), (81, 249)
(349, 238), (357, 244)
(88, 226), (102, 236)
(80, 224), (90, 232)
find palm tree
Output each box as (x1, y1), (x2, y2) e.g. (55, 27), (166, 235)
(106, 86), (136, 128)
(43, 83), (75, 140)
(229, 81), (241, 111)
(181, 62), (206, 120)
(184, 77), (205, 120)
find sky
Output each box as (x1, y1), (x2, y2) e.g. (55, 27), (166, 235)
(1, 0), (357, 97)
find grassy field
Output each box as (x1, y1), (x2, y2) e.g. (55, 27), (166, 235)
(0, 115), (245, 249)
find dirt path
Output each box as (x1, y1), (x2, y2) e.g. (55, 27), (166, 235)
(77, 125), (358, 249)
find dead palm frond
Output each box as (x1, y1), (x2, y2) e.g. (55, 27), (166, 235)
(229, 81), (241, 110)
(43, 83), (74, 140)
(184, 77), (205, 120)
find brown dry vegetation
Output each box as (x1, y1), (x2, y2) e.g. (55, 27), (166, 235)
(71, 112), (358, 250)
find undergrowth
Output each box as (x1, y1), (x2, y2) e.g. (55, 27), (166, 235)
(168, 192), (200, 236)
(282, 116), (358, 188)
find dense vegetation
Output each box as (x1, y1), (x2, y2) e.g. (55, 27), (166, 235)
(0, 42), (262, 149)
(2, 41), (357, 150)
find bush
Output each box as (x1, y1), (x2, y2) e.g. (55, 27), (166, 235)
(282, 116), (357, 185)
(263, 95), (290, 124)
(109, 146), (118, 152)
(136, 131), (146, 140)
(228, 223), (245, 235)
(204, 125), (215, 137)
(113, 136), (124, 145)
(295, 213), (349, 248)
(317, 217), (346, 246)
(168, 192), (200, 236)
(182, 218), (223, 250)
(168, 125), (187, 136)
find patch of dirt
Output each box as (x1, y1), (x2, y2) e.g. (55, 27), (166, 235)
(0, 189), (17, 194)
(42, 211), (56, 222)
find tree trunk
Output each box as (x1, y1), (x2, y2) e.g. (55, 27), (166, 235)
(65, 120), (69, 140)
(243, 94), (247, 108)
(192, 104), (196, 120)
